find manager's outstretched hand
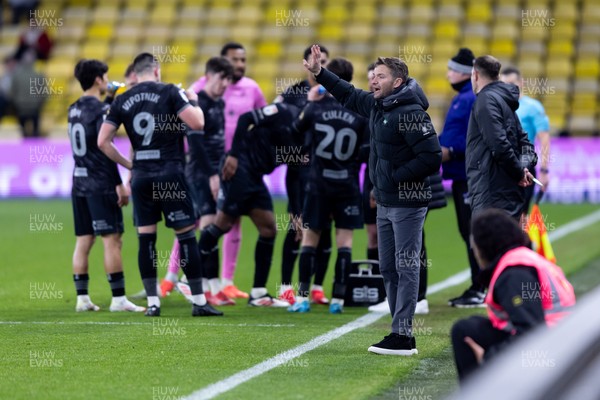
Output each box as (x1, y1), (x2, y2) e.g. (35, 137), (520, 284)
(303, 44), (322, 76)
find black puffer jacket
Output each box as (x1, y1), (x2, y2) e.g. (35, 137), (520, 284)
(466, 81), (537, 218)
(316, 68), (442, 207)
(427, 171), (447, 210)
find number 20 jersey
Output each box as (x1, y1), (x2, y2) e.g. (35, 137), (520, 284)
(294, 96), (368, 195)
(68, 96), (121, 196)
(104, 81), (192, 179)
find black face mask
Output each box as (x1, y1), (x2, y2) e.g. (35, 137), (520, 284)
(451, 79), (470, 92)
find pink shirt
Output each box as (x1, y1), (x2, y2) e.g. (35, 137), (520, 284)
(190, 76), (267, 151)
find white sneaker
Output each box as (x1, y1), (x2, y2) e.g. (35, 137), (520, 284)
(109, 298), (146, 312)
(248, 294), (290, 307)
(76, 300), (100, 312)
(368, 299), (390, 313)
(415, 299), (429, 315)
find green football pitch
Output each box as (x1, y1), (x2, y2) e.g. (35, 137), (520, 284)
(1, 199), (599, 400)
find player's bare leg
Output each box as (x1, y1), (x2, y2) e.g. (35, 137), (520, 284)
(73, 235), (99, 311)
(100, 233), (145, 312)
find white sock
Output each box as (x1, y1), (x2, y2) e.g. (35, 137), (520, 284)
(147, 296), (160, 308)
(111, 295), (125, 303)
(209, 278), (221, 294)
(192, 293), (207, 306)
(221, 278), (234, 288)
(251, 287), (267, 298)
(331, 298), (344, 306)
(295, 296), (308, 304)
(165, 272), (178, 283)
(77, 294), (91, 303)
(202, 278), (210, 293)
(279, 284), (291, 295)
(311, 284), (323, 291)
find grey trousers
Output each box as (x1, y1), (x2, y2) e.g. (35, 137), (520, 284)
(377, 204), (427, 336)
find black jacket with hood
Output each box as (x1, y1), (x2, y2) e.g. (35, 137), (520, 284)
(316, 68), (442, 207)
(466, 81), (537, 218)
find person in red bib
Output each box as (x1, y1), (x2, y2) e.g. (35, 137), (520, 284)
(451, 208), (575, 382)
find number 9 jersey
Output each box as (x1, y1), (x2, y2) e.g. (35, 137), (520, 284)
(104, 81), (192, 178)
(68, 96), (122, 196)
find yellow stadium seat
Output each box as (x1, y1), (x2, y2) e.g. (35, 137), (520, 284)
(207, 7), (233, 24)
(518, 58), (544, 78)
(81, 42), (110, 60)
(234, 6), (263, 24)
(322, 5), (349, 23)
(424, 77), (453, 97)
(150, 6), (176, 24)
(520, 25), (549, 41)
(548, 41), (574, 58)
(317, 25), (344, 41)
(545, 59), (573, 77)
(230, 25), (260, 42)
(92, 6), (119, 23)
(409, 5), (435, 23)
(87, 24), (113, 41)
(111, 42), (141, 58)
(553, 3), (577, 20)
(549, 23), (577, 40)
(582, 1), (600, 23)
(489, 39), (516, 58)
(575, 58), (600, 78)
(160, 63), (191, 85)
(144, 24), (171, 40)
(491, 22), (519, 41)
(54, 25), (86, 43)
(434, 22), (460, 39)
(346, 24), (374, 42)
(256, 42), (283, 59)
(431, 41), (459, 60)
(45, 60), (75, 79)
(351, 5), (376, 22)
(466, 3), (492, 23)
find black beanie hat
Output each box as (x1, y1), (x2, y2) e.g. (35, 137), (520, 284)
(448, 48), (475, 74)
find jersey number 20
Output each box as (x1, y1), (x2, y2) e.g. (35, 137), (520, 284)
(314, 123), (357, 161)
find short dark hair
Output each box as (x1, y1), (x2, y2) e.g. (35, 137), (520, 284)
(132, 52), (159, 75)
(501, 66), (521, 78)
(471, 209), (529, 263)
(375, 57), (409, 83)
(327, 58), (353, 82)
(473, 55), (501, 80)
(124, 63), (135, 78)
(205, 56), (234, 78)
(74, 59), (108, 91)
(220, 42), (244, 56)
(367, 62), (376, 72)
(303, 44), (329, 61)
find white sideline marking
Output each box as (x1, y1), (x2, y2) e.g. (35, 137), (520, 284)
(182, 208), (600, 400)
(182, 312), (384, 400)
(546, 208), (600, 241)
(427, 207), (600, 294)
(0, 321), (295, 328)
